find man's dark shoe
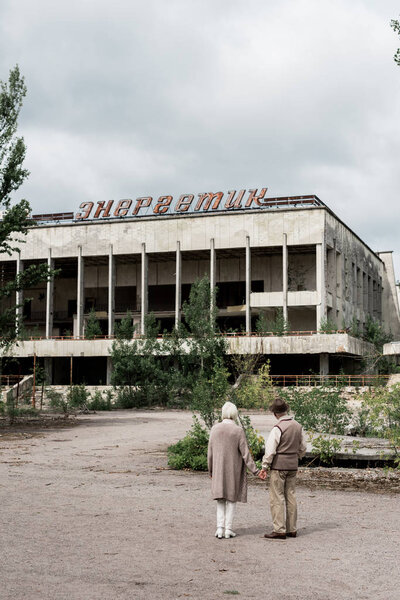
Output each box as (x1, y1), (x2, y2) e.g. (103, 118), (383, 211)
(287, 532), (297, 538)
(263, 532), (286, 539)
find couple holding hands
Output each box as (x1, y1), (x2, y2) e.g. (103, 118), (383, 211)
(207, 398), (307, 540)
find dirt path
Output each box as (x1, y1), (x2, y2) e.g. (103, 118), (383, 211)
(1, 410), (399, 600)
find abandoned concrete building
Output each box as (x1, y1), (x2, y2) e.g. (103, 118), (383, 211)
(1, 189), (399, 384)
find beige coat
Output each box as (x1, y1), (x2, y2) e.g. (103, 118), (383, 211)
(207, 420), (259, 503)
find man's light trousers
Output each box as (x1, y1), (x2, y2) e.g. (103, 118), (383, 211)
(269, 469), (297, 534)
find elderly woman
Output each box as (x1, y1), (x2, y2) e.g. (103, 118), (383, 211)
(207, 401), (261, 539)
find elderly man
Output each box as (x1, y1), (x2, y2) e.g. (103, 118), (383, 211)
(260, 398), (307, 539)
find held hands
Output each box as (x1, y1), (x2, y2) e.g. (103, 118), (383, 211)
(258, 469), (268, 481)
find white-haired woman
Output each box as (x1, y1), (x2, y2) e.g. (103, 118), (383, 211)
(207, 401), (262, 539)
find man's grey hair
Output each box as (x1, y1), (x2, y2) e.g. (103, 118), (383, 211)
(221, 401), (238, 421)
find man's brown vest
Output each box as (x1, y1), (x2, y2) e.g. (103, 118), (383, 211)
(271, 418), (303, 471)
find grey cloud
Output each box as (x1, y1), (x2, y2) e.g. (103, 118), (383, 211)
(0, 0), (399, 274)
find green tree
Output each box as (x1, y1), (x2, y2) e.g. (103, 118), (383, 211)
(183, 276), (227, 377)
(361, 315), (393, 374)
(0, 66), (55, 349)
(85, 308), (102, 339)
(109, 277), (229, 418)
(115, 310), (135, 340)
(183, 277), (229, 425)
(110, 312), (166, 407)
(391, 17), (400, 66)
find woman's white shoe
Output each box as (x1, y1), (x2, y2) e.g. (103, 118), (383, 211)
(224, 529), (236, 538)
(215, 528), (224, 539)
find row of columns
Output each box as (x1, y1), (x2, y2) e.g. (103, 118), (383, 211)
(16, 235), (329, 338)
(72, 239), (258, 337)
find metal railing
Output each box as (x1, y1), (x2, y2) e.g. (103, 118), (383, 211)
(270, 374), (390, 387)
(5, 329), (352, 341)
(1, 373), (389, 390)
(0, 374), (25, 386)
(2, 329), (353, 342)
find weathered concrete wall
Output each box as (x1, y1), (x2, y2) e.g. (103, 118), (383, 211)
(378, 252), (400, 338)
(325, 211), (384, 330)
(1, 205), (399, 343)
(383, 341), (400, 355)
(3, 375), (33, 403)
(3, 208), (326, 260)
(2, 334), (372, 359)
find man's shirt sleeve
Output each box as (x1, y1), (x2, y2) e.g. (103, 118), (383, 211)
(261, 426), (281, 470)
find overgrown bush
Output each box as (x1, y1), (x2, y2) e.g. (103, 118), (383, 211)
(357, 384), (400, 467)
(168, 413), (265, 471)
(232, 362), (275, 409)
(0, 396), (39, 423)
(319, 317), (338, 333)
(360, 316), (394, 374)
(168, 417), (209, 470)
(238, 414), (265, 462)
(67, 384), (90, 410)
(309, 434), (342, 464)
(115, 386), (144, 409)
(47, 388), (69, 416)
(47, 386), (114, 414)
(278, 386), (351, 435)
(88, 389), (113, 411)
(255, 308), (290, 336)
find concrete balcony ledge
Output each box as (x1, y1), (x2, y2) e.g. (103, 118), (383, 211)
(227, 333), (373, 356)
(383, 341), (400, 356)
(2, 333), (373, 358)
(250, 290), (318, 308)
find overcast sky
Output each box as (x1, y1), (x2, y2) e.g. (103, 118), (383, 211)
(1, 1), (399, 274)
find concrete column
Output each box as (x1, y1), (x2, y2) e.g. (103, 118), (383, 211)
(108, 245), (115, 337)
(319, 353), (329, 375)
(316, 239), (326, 329)
(368, 275), (373, 317)
(140, 243), (148, 335)
(175, 241), (182, 328)
(44, 357), (53, 385)
(15, 255), (24, 334)
(76, 246), (84, 337)
(45, 249), (54, 338)
(245, 236), (251, 333)
(357, 268), (362, 308)
(106, 357), (113, 385)
(353, 262), (357, 306)
(210, 238), (216, 318)
(282, 233), (288, 324)
(363, 272), (368, 313)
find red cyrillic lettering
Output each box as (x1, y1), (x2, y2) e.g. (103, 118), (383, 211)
(245, 188), (268, 207)
(114, 199), (132, 217)
(132, 197), (152, 215)
(75, 202), (94, 219)
(195, 192), (223, 211)
(154, 195), (173, 214)
(93, 200), (114, 218)
(175, 194), (194, 212)
(225, 189), (246, 209)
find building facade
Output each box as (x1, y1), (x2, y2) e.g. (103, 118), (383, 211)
(1, 191), (399, 384)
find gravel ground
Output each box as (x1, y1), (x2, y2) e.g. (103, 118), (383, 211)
(1, 410), (399, 600)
